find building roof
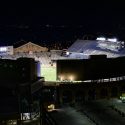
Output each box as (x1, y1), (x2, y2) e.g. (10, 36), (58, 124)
(14, 41), (48, 52)
(13, 40), (45, 48)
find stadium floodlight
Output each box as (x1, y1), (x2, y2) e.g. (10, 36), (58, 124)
(96, 37), (106, 41)
(66, 51), (70, 55)
(107, 38), (117, 42)
(60, 75), (64, 81)
(0, 47), (7, 52)
(69, 75), (74, 81)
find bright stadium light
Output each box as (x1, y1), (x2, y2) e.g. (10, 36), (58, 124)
(0, 47), (7, 52)
(107, 38), (117, 42)
(96, 37), (106, 41)
(66, 51), (70, 55)
(60, 75), (64, 81)
(69, 75), (74, 81)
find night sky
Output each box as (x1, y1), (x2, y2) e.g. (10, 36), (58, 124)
(0, 1), (125, 45)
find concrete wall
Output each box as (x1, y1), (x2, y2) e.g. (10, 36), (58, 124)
(57, 81), (123, 105)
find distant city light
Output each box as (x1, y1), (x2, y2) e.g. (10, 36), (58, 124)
(96, 37), (106, 41)
(107, 38), (117, 42)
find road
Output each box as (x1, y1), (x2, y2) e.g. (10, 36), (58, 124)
(48, 99), (125, 125)
(75, 99), (125, 125)
(49, 107), (95, 125)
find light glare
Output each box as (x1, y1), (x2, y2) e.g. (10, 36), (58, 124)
(107, 38), (117, 42)
(0, 47), (7, 52)
(66, 51), (70, 55)
(69, 75), (74, 81)
(96, 37), (106, 41)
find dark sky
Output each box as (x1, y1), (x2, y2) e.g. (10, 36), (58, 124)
(0, 1), (125, 45)
(0, 1), (124, 24)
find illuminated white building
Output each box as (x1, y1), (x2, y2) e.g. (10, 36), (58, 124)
(0, 46), (13, 55)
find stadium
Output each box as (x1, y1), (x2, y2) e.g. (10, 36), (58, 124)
(0, 37), (125, 82)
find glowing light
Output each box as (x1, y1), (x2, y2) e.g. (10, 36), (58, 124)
(66, 51), (70, 55)
(96, 37), (106, 41)
(69, 75), (74, 81)
(60, 75), (64, 81)
(107, 38), (117, 42)
(8, 120), (17, 125)
(47, 104), (55, 112)
(120, 93), (125, 102)
(21, 113), (30, 120)
(0, 47), (7, 52)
